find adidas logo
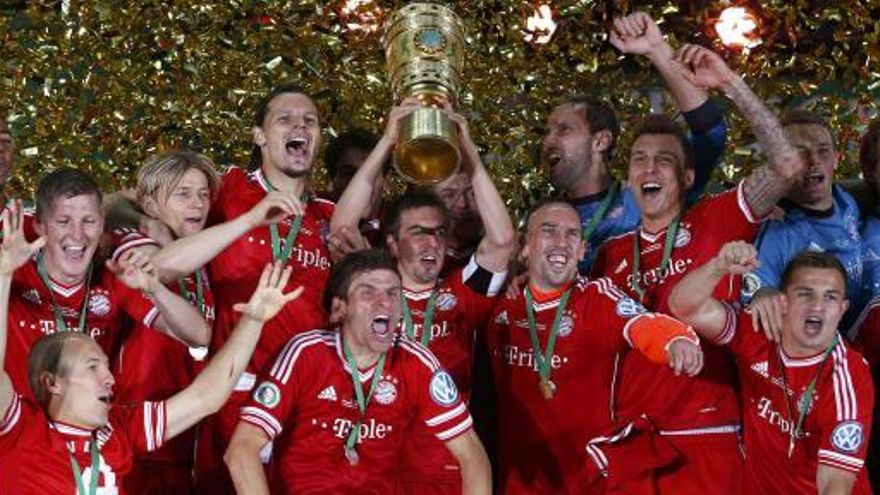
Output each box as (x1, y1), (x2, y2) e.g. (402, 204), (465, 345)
(318, 386), (337, 402)
(750, 361), (769, 378)
(807, 242), (824, 253)
(614, 258), (628, 275)
(495, 310), (508, 325)
(21, 289), (40, 305)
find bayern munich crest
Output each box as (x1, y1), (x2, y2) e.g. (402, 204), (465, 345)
(557, 315), (574, 337)
(674, 227), (692, 248)
(374, 379), (398, 405)
(88, 293), (111, 317)
(436, 292), (457, 311)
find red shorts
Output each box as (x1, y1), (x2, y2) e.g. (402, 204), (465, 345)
(654, 431), (744, 495)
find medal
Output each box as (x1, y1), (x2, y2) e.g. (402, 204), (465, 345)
(540, 379), (557, 400)
(344, 446), (360, 466)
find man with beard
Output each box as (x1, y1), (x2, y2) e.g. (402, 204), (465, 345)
(590, 44), (804, 493)
(670, 244), (874, 494)
(486, 200), (703, 494)
(543, 12), (727, 273)
(225, 249), (492, 494)
(330, 102), (514, 494)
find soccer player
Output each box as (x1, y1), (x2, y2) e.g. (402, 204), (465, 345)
(486, 200), (703, 494)
(148, 83), (335, 492)
(331, 102), (515, 493)
(590, 42), (804, 493)
(0, 200), (304, 493)
(2, 168), (210, 402)
(432, 171), (482, 276)
(543, 12), (727, 274)
(743, 110), (867, 333)
(669, 243), (874, 494)
(224, 249), (492, 494)
(107, 150), (220, 494)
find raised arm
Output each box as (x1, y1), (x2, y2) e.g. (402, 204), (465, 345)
(0, 202), (47, 417)
(446, 111), (515, 272)
(151, 190), (300, 279)
(668, 241), (759, 339)
(164, 262), (302, 440)
(675, 44), (804, 216)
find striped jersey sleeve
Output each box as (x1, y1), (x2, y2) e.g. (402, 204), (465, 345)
(128, 401), (168, 454)
(401, 339), (473, 443)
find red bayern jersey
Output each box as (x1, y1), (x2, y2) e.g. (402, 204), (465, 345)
(397, 257), (504, 488)
(240, 329), (473, 495)
(0, 393), (167, 494)
(713, 304), (874, 494)
(591, 181), (762, 430)
(6, 257), (157, 399)
(850, 296), (880, 372)
(108, 227), (215, 467)
(485, 276), (651, 494)
(208, 166), (333, 375)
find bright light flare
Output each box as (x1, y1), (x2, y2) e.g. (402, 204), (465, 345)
(716, 6), (760, 48)
(340, 0), (381, 34)
(522, 5), (557, 45)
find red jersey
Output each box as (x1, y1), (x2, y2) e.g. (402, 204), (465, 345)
(0, 393), (167, 494)
(850, 296), (880, 372)
(592, 181), (761, 431)
(240, 329), (473, 495)
(714, 304), (874, 494)
(108, 227), (215, 469)
(6, 256), (157, 399)
(208, 166), (333, 375)
(397, 257), (504, 490)
(485, 276), (653, 494)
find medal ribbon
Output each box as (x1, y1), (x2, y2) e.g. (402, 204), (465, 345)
(630, 215), (680, 301)
(257, 172), (304, 265)
(401, 290), (438, 347)
(581, 181), (620, 243)
(36, 251), (93, 333)
(342, 337), (387, 459)
(778, 333), (839, 457)
(524, 287), (571, 388)
(176, 269), (205, 315)
(68, 438), (100, 495)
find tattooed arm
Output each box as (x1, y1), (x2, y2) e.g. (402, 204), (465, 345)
(675, 44), (803, 217)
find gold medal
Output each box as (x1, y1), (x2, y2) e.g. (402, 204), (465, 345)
(540, 379), (556, 400)
(345, 446), (360, 466)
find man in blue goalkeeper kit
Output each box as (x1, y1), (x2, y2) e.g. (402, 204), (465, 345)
(542, 12), (727, 274)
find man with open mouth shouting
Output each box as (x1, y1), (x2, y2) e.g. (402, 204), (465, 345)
(0, 199), (303, 494)
(330, 99), (515, 494)
(225, 249), (491, 494)
(590, 43), (804, 493)
(670, 243), (874, 494)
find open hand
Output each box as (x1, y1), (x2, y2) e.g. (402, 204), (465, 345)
(233, 261), (303, 322)
(0, 200), (45, 275)
(675, 44), (737, 91)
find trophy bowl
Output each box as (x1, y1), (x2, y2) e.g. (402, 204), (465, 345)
(384, 3), (465, 185)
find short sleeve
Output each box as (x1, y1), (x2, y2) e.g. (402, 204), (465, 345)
(590, 277), (649, 350)
(239, 337), (303, 440)
(403, 342), (473, 443)
(126, 401), (168, 454)
(816, 351), (874, 474)
(0, 393), (25, 451)
(108, 228), (159, 263)
(114, 277), (160, 329)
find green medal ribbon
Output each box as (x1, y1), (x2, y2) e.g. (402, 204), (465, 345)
(524, 287), (572, 400)
(630, 215), (680, 301)
(778, 333), (839, 457)
(257, 173), (304, 265)
(401, 290), (438, 347)
(36, 252), (93, 333)
(68, 438), (100, 495)
(581, 180), (620, 243)
(176, 269), (205, 315)
(342, 336), (387, 465)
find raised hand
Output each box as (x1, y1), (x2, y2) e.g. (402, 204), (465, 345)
(108, 249), (161, 294)
(609, 12), (668, 58)
(244, 190), (304, 228)
(327, 225), (368, 262)
(383, 97), (422, 144)
(233, 261), (303, 323)
(675, 44), (737, 91)
(667, 339), (704, 377)
(712, 241), (759, 276)
(0, 201), (45, 275)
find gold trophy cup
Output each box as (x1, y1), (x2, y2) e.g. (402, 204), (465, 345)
(384, 3), (465, 185)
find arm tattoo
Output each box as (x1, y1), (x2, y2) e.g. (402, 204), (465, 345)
(727, 77), (802, 217)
